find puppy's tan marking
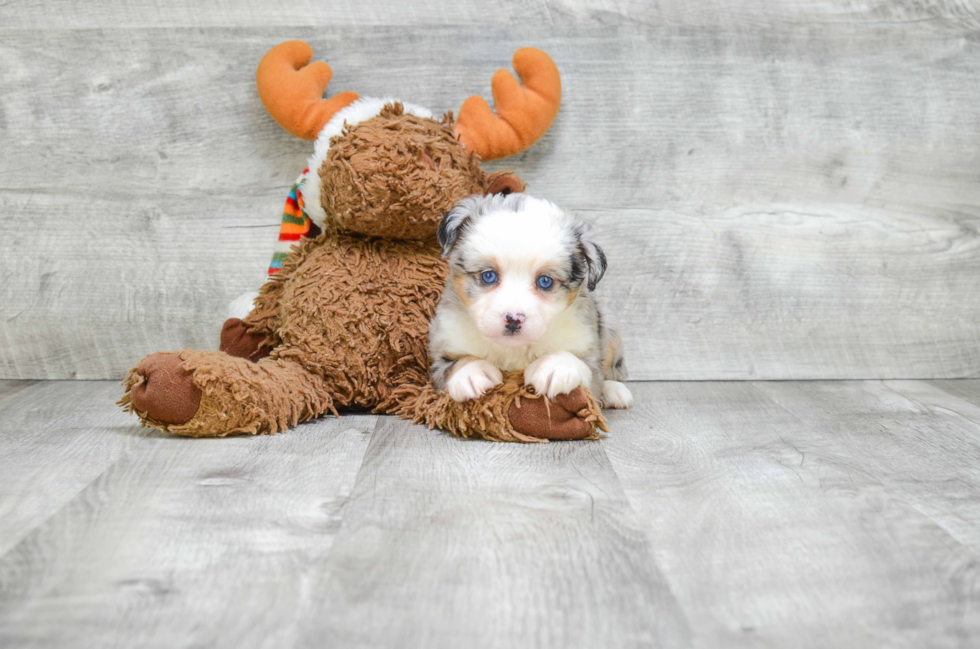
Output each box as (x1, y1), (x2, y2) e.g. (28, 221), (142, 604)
(452, 272), (471, 308)
(602, 339), (616, 375)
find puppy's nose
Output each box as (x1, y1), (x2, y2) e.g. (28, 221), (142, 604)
(504, 313), (525, 334)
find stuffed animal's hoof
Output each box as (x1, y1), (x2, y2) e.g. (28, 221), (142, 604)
(129, 353), (202, 425)
(219, 318), (272, 362)
(507, 387), (595, 440)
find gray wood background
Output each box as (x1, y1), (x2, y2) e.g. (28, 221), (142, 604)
(2, 1), (979, 380)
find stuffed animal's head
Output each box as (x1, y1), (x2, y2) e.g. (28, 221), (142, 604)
(256, 41), (561, 241)
(316, 103), (521, 240)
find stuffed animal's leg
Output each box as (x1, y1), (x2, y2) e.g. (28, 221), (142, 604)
(396, 371), (607, 443)
(218, 263), (293, 362)
(221, 227), (325, 362)
(119, 350), (336, 437)
(219, 318), (274, 362)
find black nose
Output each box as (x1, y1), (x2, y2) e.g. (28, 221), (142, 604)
(504, 313), (525, 334)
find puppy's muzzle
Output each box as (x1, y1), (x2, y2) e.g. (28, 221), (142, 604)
(504, 313), (525, 335)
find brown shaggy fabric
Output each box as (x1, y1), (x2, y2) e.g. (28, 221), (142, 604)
(120, 100), (602, 443)
(395, 371), (606, 443)
(120, 350), (337, 437)
(243, 231), (447, 413)
(319, 104), (491, 240)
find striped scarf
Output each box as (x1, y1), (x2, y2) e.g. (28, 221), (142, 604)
(269, 168), (313, 275)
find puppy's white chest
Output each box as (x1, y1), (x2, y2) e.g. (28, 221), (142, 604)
(457, 311), (596, 372)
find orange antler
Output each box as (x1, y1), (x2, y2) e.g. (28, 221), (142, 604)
(454, 48), (562, 161)
(256, 40), (360, 140)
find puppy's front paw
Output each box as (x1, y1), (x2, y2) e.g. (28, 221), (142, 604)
(524, 351), (593, 399)
(602, 380), (633, 409)
(446, 359), (504, 402)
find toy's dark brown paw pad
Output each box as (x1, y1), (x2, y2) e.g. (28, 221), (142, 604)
(129, 353), (202, 425)
(219, 318), (272, 362)
(507, 387), (594, 440)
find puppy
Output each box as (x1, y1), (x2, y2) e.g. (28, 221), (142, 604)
(428, 193), (632, 409)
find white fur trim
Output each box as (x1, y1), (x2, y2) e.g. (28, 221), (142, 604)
(302, 97), (433, 229)
(227, 291), (259, 320)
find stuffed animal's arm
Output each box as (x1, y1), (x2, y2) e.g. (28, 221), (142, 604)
(222, 170), (319, 359)
(227, 170), (317, 319)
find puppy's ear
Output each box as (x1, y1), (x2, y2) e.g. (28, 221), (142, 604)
(574, 223), (608, 291)
(437, 197), (478, 258)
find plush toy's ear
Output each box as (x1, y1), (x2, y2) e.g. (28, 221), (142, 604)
(256, 40), (360, 140)
(574, 223), (607, 291)
(484, 172), (525, 196)
(455, 48), (561, 161)
(437, 196), (480, 257)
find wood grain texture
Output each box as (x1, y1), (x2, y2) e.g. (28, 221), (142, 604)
(759, 379), (980, 553)
(928, 379), (980, 407)
(294, 416), (691, 649)
(2, 18), (980, 379)
(0, 381), (137, 556)
(0, 381), (690, 648)
(2, 0), (978, 29)
(602, 380), (980, 648)
(0, 380), (377, 648)
(0, 379), (36, 400)
(3, 379), (980, 646)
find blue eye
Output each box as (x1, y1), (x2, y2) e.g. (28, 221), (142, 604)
(536, 275), (554, 290)
(480, 270), (498, 285)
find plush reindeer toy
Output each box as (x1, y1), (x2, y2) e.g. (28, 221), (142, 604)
(120, 40), (606, 442)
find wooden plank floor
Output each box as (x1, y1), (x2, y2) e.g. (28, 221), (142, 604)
(1, 380), (979, 647)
